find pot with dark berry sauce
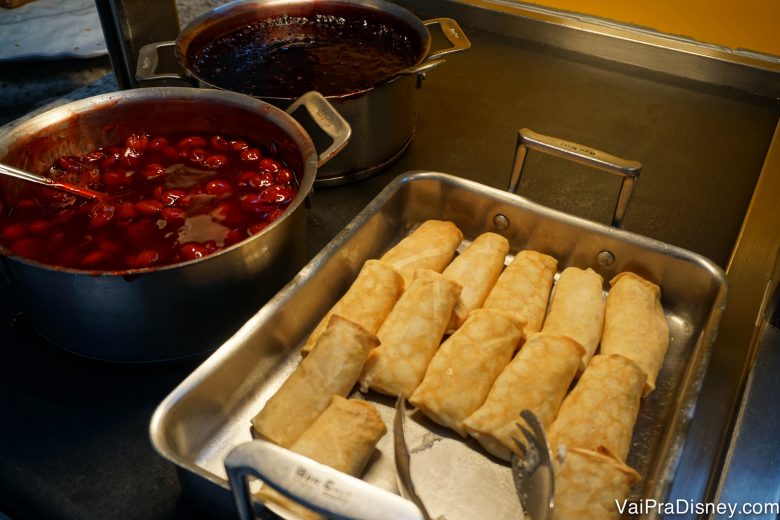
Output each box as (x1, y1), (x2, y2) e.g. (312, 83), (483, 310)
(136, 0), (470, 185)
(0, 87), (350, 362)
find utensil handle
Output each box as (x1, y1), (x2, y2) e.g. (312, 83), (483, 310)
(402, 18), (471, 75)
(0, 163), (55, 188)
(507, 128), (642, 227)
(286, 91), (352, 168)
(225, 440), (424, 520)
(135, 41), (192, 82)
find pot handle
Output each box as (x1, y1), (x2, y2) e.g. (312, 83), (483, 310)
(401, 18), (471, 75)
(135, 41), (194, 83)
(225, 439), (424, 520)
(286, 91), (352, 168)
(508, 128), (642, 228)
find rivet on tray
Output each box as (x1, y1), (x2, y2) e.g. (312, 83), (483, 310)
(493, 214), (509, 230)
(597, 250), (615, 266)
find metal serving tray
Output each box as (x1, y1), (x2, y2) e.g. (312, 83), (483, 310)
(151, 170), (727, 519)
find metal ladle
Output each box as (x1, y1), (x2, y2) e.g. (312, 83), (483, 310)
(0, 162), (105, 200)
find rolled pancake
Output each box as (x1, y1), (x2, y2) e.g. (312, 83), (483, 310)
(360, 269), (462, 399)
(409, 309), (523, 437)
(554, 447), (640, 520)
(482, 250), (557, 338)
(442, 232), (509, 330)
(252, 316), (378, 447)
(542, 267), (606, 370)
(463, 333), (584, 461)
(259, 396), (387, 520)
(601, 272), (669, 396)
(380, 220), (463, 286)
(300, 259), (403, 356)
(548, 354), (646, 461)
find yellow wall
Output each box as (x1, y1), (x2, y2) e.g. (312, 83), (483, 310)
(526, 0), (780, 58)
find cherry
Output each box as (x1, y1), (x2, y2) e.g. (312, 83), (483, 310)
(27, 219), (53, 234)
(258, 158), (281, 173)
(1, 223), (26, 242)
(210, 135), (229, 151)
(127, 249), (159, 268)
(140, 163), (166, 182)
(179, 242), (207, 260)
(149, 137), (169, 150)
(160, 207), (186, 222)
(204, 155), (228, 169)
(88, 203), (116, 230)
(81, 249), (112, 267)
(205, 179), (234, 199)
(188, 148), (206, 165)
(229, 139), (248, 151)
(240, 148), (261, 162)
(160, 189), (187, 207)
(116, 203), (138, 220)
(178, 136), (208, 149)
(135, 200), (163, 216)
(125, 133), (149, 153)
(248, 222), (267, 235)
(275, 168), (294, 185)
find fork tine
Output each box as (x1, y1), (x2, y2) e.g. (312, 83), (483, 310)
(518, 422), (537, 447)
(512, 433), (528, 458)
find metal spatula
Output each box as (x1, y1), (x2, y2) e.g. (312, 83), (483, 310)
(511, 410), (555, 520)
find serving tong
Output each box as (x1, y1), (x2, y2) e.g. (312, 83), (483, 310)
(393, 399), (554, 520)
(511, 410), (555, 520)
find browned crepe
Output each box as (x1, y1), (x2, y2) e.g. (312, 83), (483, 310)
(548, 354), (646, 461)
(380, 220), (463, 286)
(601, 272), (669, 396)
(360, 269), (462, 399)
(542, 267), (606, 370)
(441, 232), (509, 330)
(259, 396), (387, 520)
(554, 447), (640, 520)
(463, 333), (584, 461)
(409, 309), (523, 437)
(252, 316), (377, 447)
(300, 259), (403, 356)
(482, 250), (557, 338)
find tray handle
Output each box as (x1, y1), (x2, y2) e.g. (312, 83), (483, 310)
(285, 91), (352, 168)
(225, 440), (424, 520)
(400, 18), (471, 76)
(135, 41), (193, 83)
(508, 128), (642, 227)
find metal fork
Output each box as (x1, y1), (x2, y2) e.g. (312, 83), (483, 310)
(511, 410), (555, 520)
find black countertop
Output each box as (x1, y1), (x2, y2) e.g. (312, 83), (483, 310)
(1, 19), (779, 520)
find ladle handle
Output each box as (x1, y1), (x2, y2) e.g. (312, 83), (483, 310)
(0, 162), (102, 200)
(0, 162), (59, 189)
(286, 91), (352, 168)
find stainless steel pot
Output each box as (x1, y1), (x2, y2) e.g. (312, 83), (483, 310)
(136, 0), (470, 185)
(0, 87), (350, 362)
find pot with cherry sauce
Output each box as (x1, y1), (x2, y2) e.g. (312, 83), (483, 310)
(136, 0), (470, 185)
(0, 87), (349, 362)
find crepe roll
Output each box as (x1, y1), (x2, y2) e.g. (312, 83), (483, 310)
(442, 232), (510, 330)
(409, 309), (523, 437)
(601, 272), (669, 396)
(463, 333), (584, 461)
(380, 220), (463, 286)
(548, 354), (646, 461)
(252, 316), (378, 447)
(542, 267), (606, 369)
(360, 269), (462, 399)
(482, 250), (557, 337)
(300, 259), (403, 356)
(260, 396), (387, 520)
(554, 447), (640, 520)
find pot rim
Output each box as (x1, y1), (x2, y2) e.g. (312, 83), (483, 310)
(174, 0), (433, 101)
(0, 87), (317, 277)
